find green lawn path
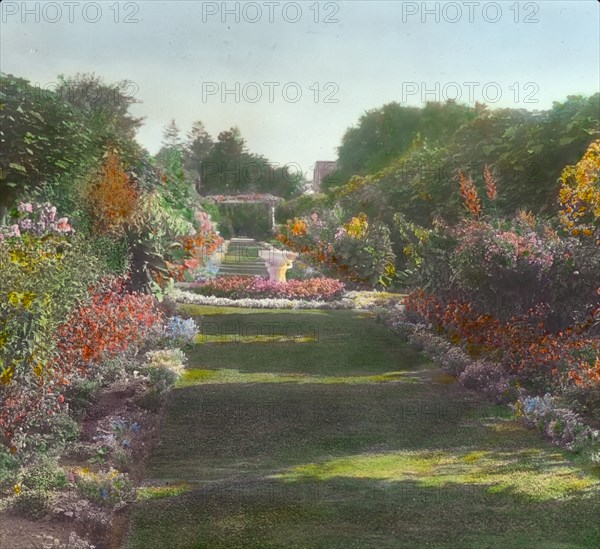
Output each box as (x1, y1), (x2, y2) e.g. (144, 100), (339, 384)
(125, 305), (600, 549)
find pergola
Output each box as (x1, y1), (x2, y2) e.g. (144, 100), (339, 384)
(203, 194), (284, 229)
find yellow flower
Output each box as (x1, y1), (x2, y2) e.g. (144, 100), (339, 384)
(14, 483), (21, 495)
(21, 292), (36, 310)
(0, 366), (14, 385)
(8, 292), (21, 307)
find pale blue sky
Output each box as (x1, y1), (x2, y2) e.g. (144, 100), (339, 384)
(2, 1), (599, 176)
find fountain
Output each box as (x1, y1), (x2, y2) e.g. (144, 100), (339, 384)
(258, 247), (298, 283)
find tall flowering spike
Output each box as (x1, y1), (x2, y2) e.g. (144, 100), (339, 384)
(88, 150), (139, 236)
(458, 170), (482, 217)
(483, 164), (498, 201)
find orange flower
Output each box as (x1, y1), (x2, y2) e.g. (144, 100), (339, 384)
(458, 170), (482, 217)
(483, 164), (497, 201)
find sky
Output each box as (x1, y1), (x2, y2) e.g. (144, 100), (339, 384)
(2, 0), (599, 178)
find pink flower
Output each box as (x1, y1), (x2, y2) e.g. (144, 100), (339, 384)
(56, 218), (72, 233)
(10, 224), (20, 237)
(48, 206), (57, 222)
(18, 202), (34, 213)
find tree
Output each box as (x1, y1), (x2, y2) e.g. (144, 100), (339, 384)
(183, 121), (214, 192)
(56, 73), (144, 163)
(0, 74), (92, 221)
(327, 101), (478, 192)
(162, 118), (182, 150)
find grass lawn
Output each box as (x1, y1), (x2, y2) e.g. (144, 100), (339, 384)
(124, 306), (600, 549)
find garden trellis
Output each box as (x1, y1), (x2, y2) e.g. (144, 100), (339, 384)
(203, 194), (284, 230)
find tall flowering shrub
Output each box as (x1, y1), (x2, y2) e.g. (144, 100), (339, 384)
(0, 203), (102, 448)
(128, 192), (223, 290)
(401, 155), (600, 398)
(170, 209), (223, 282)
(457, 170), (482, 218)
(559, 139), (600, 245)
(87, 150), (140, 236)
(277, 210), (395, 287)
(57, 277), (163, 376)
(404, 290), (599, 391)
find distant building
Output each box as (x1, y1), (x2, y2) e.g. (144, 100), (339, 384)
(312, 161), (338, 192)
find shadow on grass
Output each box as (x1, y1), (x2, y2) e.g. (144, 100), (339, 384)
(126, 471), (600, 549)
(126, 306), (600, 548)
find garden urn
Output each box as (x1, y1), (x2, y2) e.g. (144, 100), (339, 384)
(258, 249), (298, 282)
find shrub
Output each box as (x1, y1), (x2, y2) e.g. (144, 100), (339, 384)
(86, 150), (139, 237)
(459, 360), (515, 404)
(437, 346), (471, 377)
(64, 379), (101, 417)
(0, 205), (104, 447)
(516, 394), (600, 451)
(0, 447), (19, 489)
(404, 289), (599, 392)
(144, 348), (187, 391)
(21, 456), (67, 491)
(57, 276), (163, 377)
(558, 139), (600, 245)
(164, 316), (197, 345)
(12, 411), (82, 458)
(277, 210), (396, 288)
(13, 488), (54, 518)
(74, 467), (134, 507)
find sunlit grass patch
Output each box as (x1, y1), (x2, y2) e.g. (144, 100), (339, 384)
(177, 368), (419, 387)
(194, 334), (317, 344)
(137, 482), (191, 500)
(272, 448), (599, 501)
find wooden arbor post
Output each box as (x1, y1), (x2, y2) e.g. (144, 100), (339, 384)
(269, 202), (276, 231)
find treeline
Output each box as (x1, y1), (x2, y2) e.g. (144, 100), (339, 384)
(159, 120), (302, 198)
(319, 96), (599, 226)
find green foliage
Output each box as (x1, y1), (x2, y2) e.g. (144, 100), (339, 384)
(328, 95), (600, 224)
(22, 456), (67, 491)
(327, 100), (478, 191)
(56, 73), (144, 165)
(13, 488), (54, 518)
(64, 379), (100, 417)
(0, 74), (92, 218)
(0, 447), (19, 489)
(89, 235), (130, 274)
(335, 222), (396, 287)
(0, 231), (104, 384)
(277, 193), (331, 223)
(180, 125), (302, 198)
